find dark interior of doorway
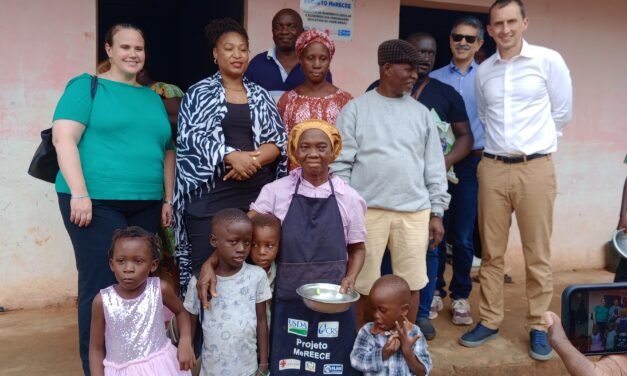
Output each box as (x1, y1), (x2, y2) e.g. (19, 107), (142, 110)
(399, 6), (495, 71)
(98, 0), (244, 91)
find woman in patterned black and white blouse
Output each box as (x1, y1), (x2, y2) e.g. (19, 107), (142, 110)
(173, 18), (287, 294)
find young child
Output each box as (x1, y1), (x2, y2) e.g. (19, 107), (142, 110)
(250, 213), (281, 324)
(351, 275), (433, 376)
(89, 226), (195, 376)
(184, 208), (271, 376)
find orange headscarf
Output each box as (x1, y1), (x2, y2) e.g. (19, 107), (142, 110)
(288, 120), (342, 167)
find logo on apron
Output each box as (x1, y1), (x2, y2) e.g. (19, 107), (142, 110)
(323, 364), (343, 374)
(279, 359), (301, 371)
(305, 361), (316, 372)
(288, 318), (309, 337)
(317, 321), (339, 338)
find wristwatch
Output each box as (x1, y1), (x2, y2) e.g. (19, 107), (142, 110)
(430, 212), (443, 218)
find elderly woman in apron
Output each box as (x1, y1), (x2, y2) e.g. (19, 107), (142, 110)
(197, 120), (366, 374)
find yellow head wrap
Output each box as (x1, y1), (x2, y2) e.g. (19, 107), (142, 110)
(288, 119), (342, 167)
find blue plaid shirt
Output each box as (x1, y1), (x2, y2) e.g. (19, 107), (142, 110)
(350, 322), (432, 375)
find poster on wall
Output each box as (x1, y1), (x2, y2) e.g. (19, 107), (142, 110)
(300, 0), (354, 41)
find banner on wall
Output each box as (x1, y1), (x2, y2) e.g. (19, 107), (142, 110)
(300, 0), (354, 41)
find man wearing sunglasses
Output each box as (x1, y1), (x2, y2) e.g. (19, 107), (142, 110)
(459, 0), (573, 362)
(429, 16), (485, 330)
(405, 32), (474, 341)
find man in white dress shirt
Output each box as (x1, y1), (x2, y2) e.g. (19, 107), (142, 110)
(459, 0), (573, 361)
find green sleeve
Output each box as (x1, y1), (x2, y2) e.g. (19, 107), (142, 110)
(52, 74), (94, 126)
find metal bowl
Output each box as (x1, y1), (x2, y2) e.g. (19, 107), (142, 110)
(613, 229), (627, 258)
(296, 283), (360, 314)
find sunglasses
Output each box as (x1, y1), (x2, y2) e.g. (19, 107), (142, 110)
(451, 33), (478, 43)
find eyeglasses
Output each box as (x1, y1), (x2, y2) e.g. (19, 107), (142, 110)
(450, 33), (479, 43)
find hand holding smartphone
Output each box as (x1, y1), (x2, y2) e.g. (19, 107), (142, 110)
(561, 282), (627, 356)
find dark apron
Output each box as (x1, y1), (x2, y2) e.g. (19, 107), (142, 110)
(270, 177), (360, 375)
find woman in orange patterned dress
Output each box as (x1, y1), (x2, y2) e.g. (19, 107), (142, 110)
(277, 29), (352, 170)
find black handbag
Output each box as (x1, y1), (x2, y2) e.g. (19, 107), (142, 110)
(27, 75), (99, 183)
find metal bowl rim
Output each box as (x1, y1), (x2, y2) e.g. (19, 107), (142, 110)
(613, 228), (627, 258)
(296, 283), (360, 304)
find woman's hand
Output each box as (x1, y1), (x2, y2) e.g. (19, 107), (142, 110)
(53, 119), (91, 227)
(197, 253), (219, 309)
(339, 276), (356, 294)
(70, 197), (92, 227)
(342, 243), (365, 293)
(161, 202), (173, 227)
(223, 151), (261, 181)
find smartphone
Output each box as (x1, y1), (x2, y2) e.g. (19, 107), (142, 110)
(561, 282), (627, 355)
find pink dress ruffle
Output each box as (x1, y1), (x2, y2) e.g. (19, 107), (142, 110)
(104, 342), (190, 376)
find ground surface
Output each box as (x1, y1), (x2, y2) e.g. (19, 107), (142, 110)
(0, 269), (613, 376)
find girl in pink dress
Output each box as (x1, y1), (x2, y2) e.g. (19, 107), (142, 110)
(89, 226), (195, 376)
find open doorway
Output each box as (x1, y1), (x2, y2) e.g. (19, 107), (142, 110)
(98, 0), (245, 91)
(399, 6), (495, 70)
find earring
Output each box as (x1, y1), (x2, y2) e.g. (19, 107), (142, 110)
(214, 58), (217, 64)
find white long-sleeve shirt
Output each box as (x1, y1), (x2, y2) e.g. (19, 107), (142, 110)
(475, 40), (573, 156)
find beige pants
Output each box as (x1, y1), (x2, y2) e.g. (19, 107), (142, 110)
(477, 155), (556, 331)
(355, 208), (430, 294)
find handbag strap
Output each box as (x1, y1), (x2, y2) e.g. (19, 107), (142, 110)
(90, 75), (98, 99)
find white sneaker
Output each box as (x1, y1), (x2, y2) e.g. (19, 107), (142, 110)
(451, 299), (473, 325)
(446, 242), (453, 257)
(472, 256), (482, 268)
(430, 295), (443, 319)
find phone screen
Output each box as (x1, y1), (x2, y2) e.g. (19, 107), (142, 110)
(562, 283), (627, 355)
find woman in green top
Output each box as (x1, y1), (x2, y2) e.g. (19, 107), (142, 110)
(51, 23), (175, 375)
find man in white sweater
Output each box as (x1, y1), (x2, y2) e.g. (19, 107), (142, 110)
(332, 39), (450, 328)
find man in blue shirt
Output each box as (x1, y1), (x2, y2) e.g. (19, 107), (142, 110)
(430, 16), (486, 328)
(245, 8), (331, 101)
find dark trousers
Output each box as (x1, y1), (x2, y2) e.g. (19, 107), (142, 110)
(416, 155), (480, 318)
(58, 193), (161, 375)
(184, 215), (214, 274)
(436, 155), (480, 300)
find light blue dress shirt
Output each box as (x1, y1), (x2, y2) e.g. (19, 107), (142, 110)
(430, 61), (485, 150)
